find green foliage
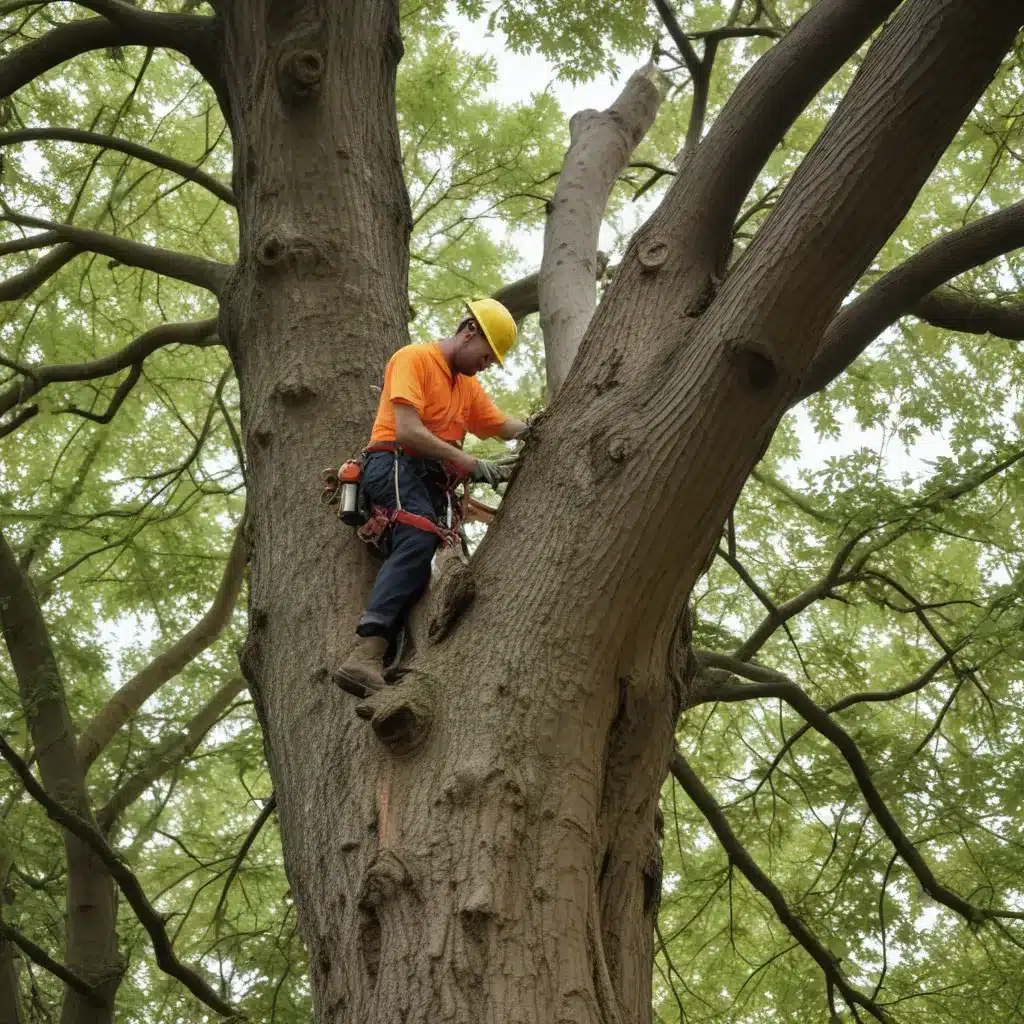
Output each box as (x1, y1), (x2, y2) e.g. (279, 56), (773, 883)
(1, 1), (1024, 1023)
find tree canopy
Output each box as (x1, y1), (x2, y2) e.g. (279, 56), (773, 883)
(1, 1), (1024, 1021)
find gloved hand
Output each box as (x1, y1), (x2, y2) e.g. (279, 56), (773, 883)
(470, 456), (516, 487)
(514, 408), (545, 443)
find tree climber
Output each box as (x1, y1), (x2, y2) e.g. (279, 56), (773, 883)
(335, 299), (527, 694)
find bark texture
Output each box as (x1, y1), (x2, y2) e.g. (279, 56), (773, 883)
(217, 1), (411, 1021)
(539, 64), (665, 395)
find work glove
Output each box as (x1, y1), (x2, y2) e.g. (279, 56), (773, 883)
(514, 408), (546, 444)
(470, 456), (516, 487)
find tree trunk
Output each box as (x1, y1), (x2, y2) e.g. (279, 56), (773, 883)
(217, 1), (1024, 1022)
(0, 854), (23, 1024)
(217, 0), (414, 1020)
(0, 535), (120, 1024)
(217, 0), (670, 1017)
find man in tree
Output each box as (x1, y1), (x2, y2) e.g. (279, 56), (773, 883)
(335, 299), (527, 694)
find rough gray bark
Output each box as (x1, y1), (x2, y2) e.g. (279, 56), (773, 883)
(0, 530), (121, 1024)
(218, 3), (410, 1021)
(539, 64), (665, 396)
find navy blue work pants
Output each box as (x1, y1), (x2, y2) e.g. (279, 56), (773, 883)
(356, 451), (447, 638)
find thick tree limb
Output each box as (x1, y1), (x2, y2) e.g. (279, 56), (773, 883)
(0, 11), (220, 101)
(97, 677), (246, 832)
(0, 229), (62, 257)
(0, 241), (80, 301)
(0, 128), (235, 205)
(490, 253), (609, 323)
(491, 271), (541, 323)
(0, 316), (218, 418)
(801, 200), (1024, 399)
(0, 922), (100, 1005)
(0, 526), (120, 1011)
(0, 403), (37, 439)
(640, 0), (902, 290)
(910, 289), (1024, 339)
(700, 0), (1024, 382)
(3, 214), (230, 295)
(0, 735), (237, 1017)
(78, 524), (246, 770)
(670, 748), (893, 1023)
(540, 64), (666, 394)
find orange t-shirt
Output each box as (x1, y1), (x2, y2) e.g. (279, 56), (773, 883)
(369, 342), (508, 446)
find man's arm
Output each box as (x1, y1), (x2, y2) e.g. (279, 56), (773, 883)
(393, 403), (476, 473)
(495, 417), (528, 441)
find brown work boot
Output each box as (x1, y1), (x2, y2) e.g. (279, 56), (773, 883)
(333, 635), (389, 698)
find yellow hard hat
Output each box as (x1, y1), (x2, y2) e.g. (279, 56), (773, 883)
(465, 298), (517, 366)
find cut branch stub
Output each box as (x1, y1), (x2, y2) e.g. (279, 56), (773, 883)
(637, 236), (669, 273)
(355, 672), (435, 755)
(256, 229), (324, 273)
(277, 47), (324, 100)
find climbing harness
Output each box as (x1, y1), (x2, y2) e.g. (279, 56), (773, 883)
(321, 442), (484, 551)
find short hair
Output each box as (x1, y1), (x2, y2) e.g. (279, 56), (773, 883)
(456, 316), (477, 336)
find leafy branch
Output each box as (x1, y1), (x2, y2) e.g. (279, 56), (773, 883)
(0, 316), (219, 419)
(0, 128), (235, 205)
(78, 520), (246, 770)
(0, 733), (238, 1017)
(670, 747), (894, 1023)
(2, 213), (231, 295)
(693, 659), (1024, 927)
(0, 921), (101, 1004)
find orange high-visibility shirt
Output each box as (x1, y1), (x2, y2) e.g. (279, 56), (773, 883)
(369, 342), (508, 446)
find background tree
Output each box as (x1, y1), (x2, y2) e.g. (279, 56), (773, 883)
(1, 1), (1024, 1022)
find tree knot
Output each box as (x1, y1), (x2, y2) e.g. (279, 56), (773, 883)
(638, 236), (670, 273)
(357, 849), (415, 909)
(355, 671), (435, 756)
(277, 48), (324, 100)
(256, 230), (325, 273)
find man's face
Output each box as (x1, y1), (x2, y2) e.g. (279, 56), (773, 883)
(454, 326), (498, 376)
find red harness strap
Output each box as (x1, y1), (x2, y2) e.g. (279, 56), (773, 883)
(357, 505), (459, 548)
(357, 443), (466, 550)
